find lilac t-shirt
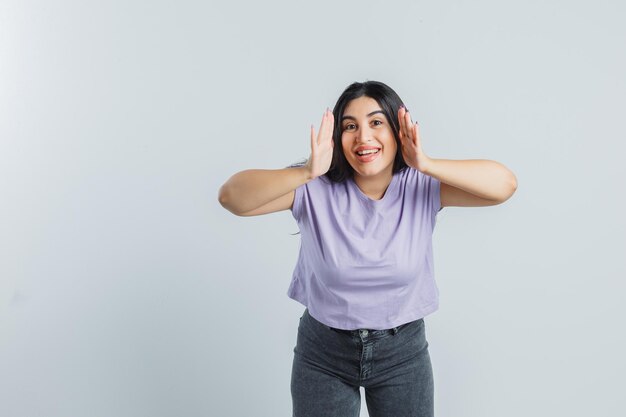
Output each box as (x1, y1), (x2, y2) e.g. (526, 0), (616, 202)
(288, 166), (443, 330)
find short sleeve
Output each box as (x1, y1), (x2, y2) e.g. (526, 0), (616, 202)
(285, 162), (307, 222)
(431, 175), (442, 215)
(417, 170), (442, 218)
(291, 182), (304, 221)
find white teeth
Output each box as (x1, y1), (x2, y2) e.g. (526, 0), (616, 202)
(357, 149), (379, 155)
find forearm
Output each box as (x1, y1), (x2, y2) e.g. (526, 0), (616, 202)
(423, 158), (518, 202)
(218, 166), (312, 214)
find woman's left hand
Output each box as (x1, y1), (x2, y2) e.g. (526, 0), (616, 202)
(398, 106), (432, 173)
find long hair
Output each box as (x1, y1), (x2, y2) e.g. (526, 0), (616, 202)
(327, 80), (410, 182)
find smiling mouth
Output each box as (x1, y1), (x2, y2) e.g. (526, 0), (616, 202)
(355, 149), (381, 163)
(355, 149), (380, 156)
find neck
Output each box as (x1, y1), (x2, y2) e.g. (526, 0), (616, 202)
(353, 170), (394, 200)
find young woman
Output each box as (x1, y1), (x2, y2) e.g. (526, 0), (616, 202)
(218, 80), (517, 417)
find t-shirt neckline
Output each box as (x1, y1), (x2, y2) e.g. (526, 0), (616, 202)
(348, 172), (400, 205)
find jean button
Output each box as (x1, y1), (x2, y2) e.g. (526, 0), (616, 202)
(360, 329), (369, 337)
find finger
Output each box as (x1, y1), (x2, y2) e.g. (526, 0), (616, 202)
(404, 111), (414, 143)
(398, 107), (406, 139)
(323, 109), (333, 145)
(402, 107), (412, 142)
(399, 108), (409, 141)
(317, 109), (327, 145)
(398, 107), (408, 143)
(321, 108), (330, 141)
(320, 107), (328, 143)
(327, 112), (334, 144)
(311, 124), (316, 150)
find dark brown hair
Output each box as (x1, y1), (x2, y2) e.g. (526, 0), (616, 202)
(289, 80), (410, 183)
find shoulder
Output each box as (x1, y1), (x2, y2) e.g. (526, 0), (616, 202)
(396, 166), (425, 186)
(294, 174), (344, 204)
(292, 175), (349, 220)
(301, 174), (343, 193)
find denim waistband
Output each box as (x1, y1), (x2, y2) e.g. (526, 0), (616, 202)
(329, 321), (411, 336)
(303, 308), (419, 337)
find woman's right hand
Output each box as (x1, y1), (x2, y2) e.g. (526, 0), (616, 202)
(305, 108), (335, 179)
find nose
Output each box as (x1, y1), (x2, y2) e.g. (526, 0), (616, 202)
(355, 125), (373, 143)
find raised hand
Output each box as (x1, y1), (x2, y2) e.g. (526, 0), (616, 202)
(398, 106), (432, 173)
(305, 108), (335, 179)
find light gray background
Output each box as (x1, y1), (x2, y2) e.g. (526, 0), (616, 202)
(1, 0), (624, 416)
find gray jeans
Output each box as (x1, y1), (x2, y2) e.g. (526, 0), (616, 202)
(291, 308), (434, 417)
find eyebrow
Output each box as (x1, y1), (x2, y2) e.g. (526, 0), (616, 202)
(341, 110), (385, 122)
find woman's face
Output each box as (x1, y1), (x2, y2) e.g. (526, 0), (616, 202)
(340, 96), (398, 180)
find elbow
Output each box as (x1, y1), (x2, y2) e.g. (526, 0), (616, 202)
(508, 172), (518, 197)
(218, 185), (252, 216)
(497, 174), (518, 204)
(217, 184), (229, 208)
(218, 185), (240, 215)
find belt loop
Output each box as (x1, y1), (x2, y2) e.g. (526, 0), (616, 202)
(392, 326), (399, 335)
